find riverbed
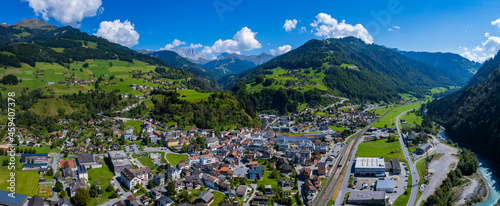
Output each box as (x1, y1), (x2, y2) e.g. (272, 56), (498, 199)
(437, 131), (500, 205)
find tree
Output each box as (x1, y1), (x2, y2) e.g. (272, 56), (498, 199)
(62, 161), (70, 169)
(2, 74), (18, 85)
(55, 181), (63, 192)
(106, 184), (114, 192)
(167, 181), (176, 196)
(55, 170), (62, 178)
(58, 190), (68, 199)
(82, 63), (89, 68)
(74, 188), (90, 206)
(89, 184), (100, 198)
(46, 168), (54, 176)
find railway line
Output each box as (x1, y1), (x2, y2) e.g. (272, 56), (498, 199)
(313, 107), (396, 206)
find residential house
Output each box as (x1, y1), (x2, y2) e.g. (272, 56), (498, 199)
(121, 167), (152, 192)
(248, 166), (264, 180)
(166, 167), (181, 180)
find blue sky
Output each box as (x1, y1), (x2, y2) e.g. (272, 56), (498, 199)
(1, 0), (500, 62)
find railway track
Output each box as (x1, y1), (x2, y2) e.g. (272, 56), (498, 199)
(313, 108), (396, 206)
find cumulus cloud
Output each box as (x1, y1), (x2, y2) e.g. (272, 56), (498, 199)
(22, 0), (102, 27)
(202, 27), (262, 54)
(300, 26), (307, 34)
(460, 47), (495, 63)
(270, 45), (292, 56)
(95, 20), (139, 48)
(388, 26), (400, 31)
(283, 19), (298, 32)
(310, 13), (373, 44)
(189, 43), (203, 49)
(160, 39), (186, 50)
(492, 18), (500, 28)
(460, 33), (500, 62)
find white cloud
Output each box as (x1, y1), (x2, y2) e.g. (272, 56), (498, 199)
(300, 26), (307, 34)
(95, 20), (139, 48)
(388, 26), (400, 31)
(270, 45), (292, 56)
(482, 36), (500, 52)
(492, 18), (500, 28)
(160, 39), (186, 50)
(460, 34), (500, 63)
(22, 0), (102, 27)
(283, 19), (298, 32)
(202, 27), (262, 54)
(310, 13), (373, 44)
(189, 43), (203, 49)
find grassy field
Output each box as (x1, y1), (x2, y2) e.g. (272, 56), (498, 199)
(123, 120), (143, 131)
(166, 153), (187, 166)
(15, 146), (52, 153)
(137, 156), (155, 168)
(370, 102), (424, 128)
(246, 67), (328, 92)
(28, 98), (74, 116)
(0, 171), (39, 196)
(88, 161), (116, 205)
(88, 161), (114, 185)
(210, 191), (226, 206)
(355, 139), (405, 161)
(430, 87), (449, 94)
(329, 125), (347, 132)
(255, 171), (291, 189)
(177, 89), (213, 102)
(0, 59), (175, 96)
(400, 111), (423, 128)
(0, 156), (22, 171)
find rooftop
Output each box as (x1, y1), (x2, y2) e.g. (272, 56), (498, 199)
(348, 191), (386, 201)
(355, 157), (385, 169)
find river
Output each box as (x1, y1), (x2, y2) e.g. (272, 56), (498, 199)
(437, 131), (500, 205)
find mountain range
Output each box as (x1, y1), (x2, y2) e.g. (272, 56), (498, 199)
(229, 37), (469, 102)
(395, 50), (482, 85)
(146, 49), (275, 81)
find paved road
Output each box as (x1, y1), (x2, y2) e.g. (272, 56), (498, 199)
(396, 108), (420, 206)
(244, 184), (257, 206)
(313, 107), (397, 206)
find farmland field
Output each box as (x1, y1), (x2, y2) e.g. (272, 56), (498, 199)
(0, 171), (39, 196)
(355, 139), (405, 161)
(370, 102), (424, 128)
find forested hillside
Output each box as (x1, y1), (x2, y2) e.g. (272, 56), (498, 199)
(230, 37), (462, 103)
(148, 50), (221, 81)
(428, 50), (500, 173)
(397, 50), (481, 85)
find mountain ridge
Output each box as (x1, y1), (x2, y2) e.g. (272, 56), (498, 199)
(229, 37), (464, 102)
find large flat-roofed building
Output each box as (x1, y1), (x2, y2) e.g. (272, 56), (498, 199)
(376, 180), (395, 193)
(354, 157), (386, 177)
(108, 151), (134, 175)
(346, 191), (387, 206)
(0, 190), (29, 206)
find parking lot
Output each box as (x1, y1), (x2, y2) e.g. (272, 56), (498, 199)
(350, 162), (409, 203)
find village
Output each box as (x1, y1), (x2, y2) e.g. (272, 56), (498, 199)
(0, 102), (437, 206)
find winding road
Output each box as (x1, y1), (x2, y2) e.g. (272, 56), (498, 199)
(395, 108), (420, 206)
